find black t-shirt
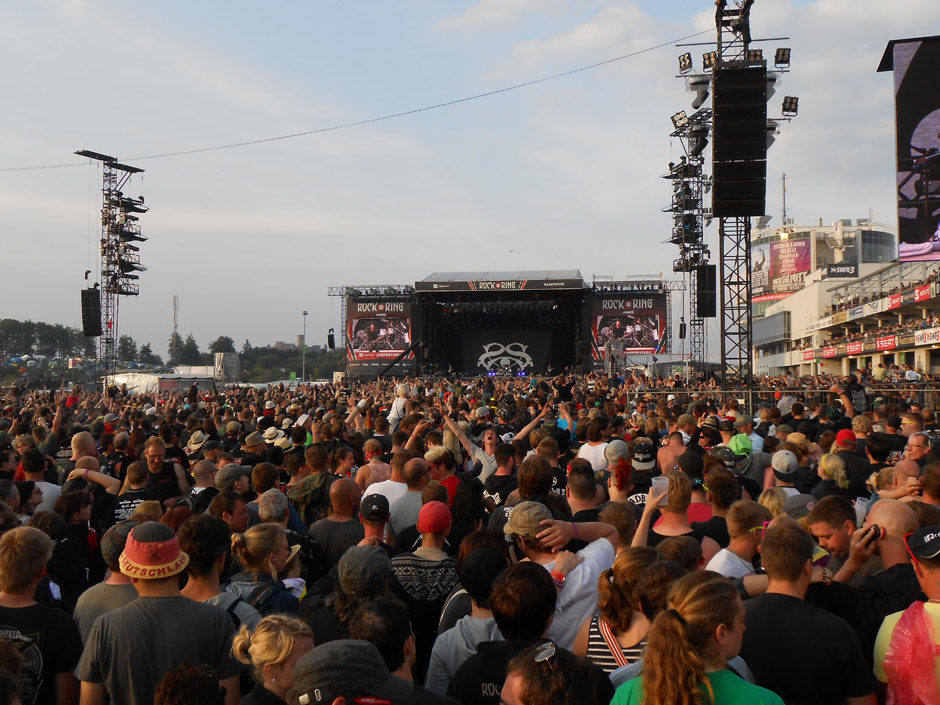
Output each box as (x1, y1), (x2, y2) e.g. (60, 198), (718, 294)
(109, 487), (156, 525)
(691, 515), (730, 548)
(741, 593), (875, 705)
(146, 462), (181, 506)
(0, 603), (83, 705)
(482, 474), (517, 507)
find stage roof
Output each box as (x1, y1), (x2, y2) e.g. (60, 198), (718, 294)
(415, 270), (585, 292)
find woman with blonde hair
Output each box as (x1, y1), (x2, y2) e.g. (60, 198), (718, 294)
(811, 454), (848, 500)
(223, 524), (300, 615)
(611, 571), (783, 705)
(757, 488), (787, 517)
(573, 547), (659, 673)
(232, 614), (314, 705)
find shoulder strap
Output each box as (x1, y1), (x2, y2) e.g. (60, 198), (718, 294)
(597, 616), (630, 668)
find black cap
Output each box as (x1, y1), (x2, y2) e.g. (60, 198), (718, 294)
(906, 525), (940, 560)
(360, 494), (390, 522)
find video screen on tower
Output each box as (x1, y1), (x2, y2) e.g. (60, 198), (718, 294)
(887, 37), (940, 260)
(591, 293), (668, 358)
(346, 297), (413, 375)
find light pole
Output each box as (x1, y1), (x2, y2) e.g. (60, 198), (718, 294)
(301, 310), (308, 384)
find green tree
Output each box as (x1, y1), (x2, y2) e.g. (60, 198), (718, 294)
(209, 336), (236, 354)
(138, 343), (162, 366)
(241, 339), (252, 357)
(180, 334), (201, 365)
(167, 331), (182, 365)
(117, 335), (138, 362)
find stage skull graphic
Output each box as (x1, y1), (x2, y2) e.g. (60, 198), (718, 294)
(477, 342), (533, 372)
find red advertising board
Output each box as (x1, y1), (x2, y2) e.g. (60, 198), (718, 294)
(876, 336), (897, 351)
(846, 341), (864, 355)
(888, 294), (903, 309)
(822, 347), (836, 358)
(802, 350), (816, 361)
(915, 285), (931, 302)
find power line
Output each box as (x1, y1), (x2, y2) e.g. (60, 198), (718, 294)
(1, 28), (711, 173)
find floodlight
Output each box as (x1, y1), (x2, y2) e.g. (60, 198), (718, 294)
(775, 47), (791, 67)
(782, 96), (799, 117)
(703, 51), (717, 70)
(747, 49), (763, 62)
(678, 52), (693, 73)
(671, 110), (689, 129)
(687, 74), (710, 109)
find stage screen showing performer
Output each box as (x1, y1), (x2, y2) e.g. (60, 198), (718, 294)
(346, 298), (413, 374)
(591, 293), (668, 357)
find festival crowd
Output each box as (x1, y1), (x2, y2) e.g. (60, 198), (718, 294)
(0, 369), (939, 705)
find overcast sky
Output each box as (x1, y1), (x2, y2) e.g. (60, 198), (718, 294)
(1, 0), (937, 360)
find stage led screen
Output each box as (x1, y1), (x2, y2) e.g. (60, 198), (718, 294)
(591, 293), (667, 358)
(890, 37), (940, 260)
(346, 297), (413, 375)
(459, 329), (551, 375)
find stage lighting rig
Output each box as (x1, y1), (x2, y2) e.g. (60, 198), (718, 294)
(774, 47), (791, 67)
(703, 51), (717, 70)
(746, 49), (763, 62)
(671, 110), (689, 129)
(782, 96), (799, 117)
(678, 52), (693, 73)
(686, 74), (710, 109)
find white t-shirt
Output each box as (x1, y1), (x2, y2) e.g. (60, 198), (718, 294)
(470, 446), (497, 483)
(35, 481), (62, 513)
(363, 479), (407, 507)
(705, 548), (755, 579)
(576, 442), (609, 472)
(544, 537), (617, 650)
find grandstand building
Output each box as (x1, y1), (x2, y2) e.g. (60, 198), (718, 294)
(751, 218), (902, 375)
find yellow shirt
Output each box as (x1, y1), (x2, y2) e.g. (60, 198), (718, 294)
(873, 601), (940, 683)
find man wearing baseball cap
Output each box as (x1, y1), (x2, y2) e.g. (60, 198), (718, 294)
(77, 522), (241, 705)
(391, 501), (460, 682)
(874, 525), (940, 700)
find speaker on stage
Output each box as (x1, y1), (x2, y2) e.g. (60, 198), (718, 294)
(679, 321), (687, 339)
(327, 328), (335, 349)
(696, 265), (717, 318)
(81, 289), (102, 337)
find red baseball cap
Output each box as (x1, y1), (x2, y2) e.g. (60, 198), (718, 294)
(835, 429), (857, 446)
(417, 501), (451, 533)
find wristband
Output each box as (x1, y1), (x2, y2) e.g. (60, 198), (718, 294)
(84, 468), (90, 478)
(571, 522), (579, 539)
(550, 570), (566, 586)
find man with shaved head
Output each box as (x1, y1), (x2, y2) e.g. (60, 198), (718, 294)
(835, 499), (923, 606)
(308, 477), (364, 567)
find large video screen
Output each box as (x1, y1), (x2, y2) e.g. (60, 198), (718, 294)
(891, 38), (940, 260)
(346, 298), (413, 375)
(751, 239), (811, 302)
(591, 293), (667, 357)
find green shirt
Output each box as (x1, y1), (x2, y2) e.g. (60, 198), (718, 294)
(612, 669), (784, 705)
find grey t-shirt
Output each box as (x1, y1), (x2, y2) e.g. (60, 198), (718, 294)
(389, 491), (424, 536)
(77, 596), (240, 705)
(308, 517), (365, 567)
(72, 582), (138, 643)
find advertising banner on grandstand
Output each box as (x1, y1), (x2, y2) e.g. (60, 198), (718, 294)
(916, 285), (933, 302)
(591, 294), (668, 357)
(803, 350), (816, 361)
(888, 293), (903, 309)
(346, 297), (414, 375)
(752, 240), (812, 302)
(865, 301), (882, 316)
(847, 341), (864, 355)
(915, 327), (940, 345)
(887, 37), (940, 261)
(823, 263), (859, 278)
(876, 336), (897, 351)
(822, 346), (836, 358)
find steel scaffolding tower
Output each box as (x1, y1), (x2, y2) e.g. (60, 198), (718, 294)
(76, 150), (148, 387)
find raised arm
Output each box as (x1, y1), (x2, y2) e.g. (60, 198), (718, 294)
(442, 413), (474, 457)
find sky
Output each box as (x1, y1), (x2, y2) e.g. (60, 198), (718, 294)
(1, 0), (938, 360)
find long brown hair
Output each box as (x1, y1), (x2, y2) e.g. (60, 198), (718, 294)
(597, 547), (659, 632)
(641, 571), (740, 705)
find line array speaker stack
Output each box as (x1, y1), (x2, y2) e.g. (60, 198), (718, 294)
(81, 289), (102, 337)
(696, 264), (717, 318)
(712, 65), (767, 217)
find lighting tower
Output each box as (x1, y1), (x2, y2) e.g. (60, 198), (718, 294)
(75, 150), (148, 387)
(664, 106), (712, 374)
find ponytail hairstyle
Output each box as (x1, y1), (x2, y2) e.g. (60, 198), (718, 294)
(817, 453), (848, 489)
(231, 614), (313, 683)
(641, 571), (741, 705)
(596, 547), (660, 632)
(231, 524), (285, 579)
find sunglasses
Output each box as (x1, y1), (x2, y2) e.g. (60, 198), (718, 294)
(749, 520), (774, 542)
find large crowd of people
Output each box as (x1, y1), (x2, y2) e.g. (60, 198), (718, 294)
(0, 369), (939, 704)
